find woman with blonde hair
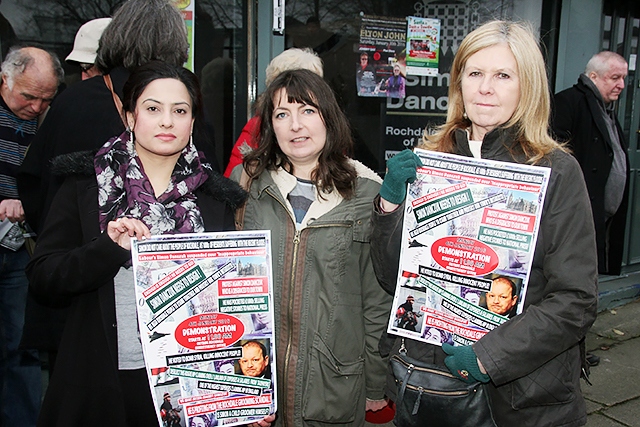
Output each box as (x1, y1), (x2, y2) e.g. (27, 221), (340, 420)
(372, 20), (597, 426)
(424, 21), (561, 162)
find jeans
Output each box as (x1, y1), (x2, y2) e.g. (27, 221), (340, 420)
(0, 248), (41, 427)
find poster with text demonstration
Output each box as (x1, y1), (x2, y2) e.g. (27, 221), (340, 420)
(388, 149), (550, 347)
(132, 231), (276, 427)
(357, 15), (407, 98)
(405, 16), (440, 76)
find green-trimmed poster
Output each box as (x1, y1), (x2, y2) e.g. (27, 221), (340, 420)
(406, 16), (441, 76)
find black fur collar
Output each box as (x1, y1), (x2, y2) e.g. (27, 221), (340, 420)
(50, 151), (247, 209)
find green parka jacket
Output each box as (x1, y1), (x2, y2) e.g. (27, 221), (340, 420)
(232, 160), (392, 427)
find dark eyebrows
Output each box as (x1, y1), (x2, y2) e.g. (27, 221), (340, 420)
(141, 98), (191, 108)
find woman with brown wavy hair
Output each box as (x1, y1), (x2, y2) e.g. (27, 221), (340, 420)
(232, 69), (391, 426)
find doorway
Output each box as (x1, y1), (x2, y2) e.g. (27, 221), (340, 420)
(604, 0), (640, 271)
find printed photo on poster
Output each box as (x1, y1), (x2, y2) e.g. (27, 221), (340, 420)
(132, 231), (276, 427)
(406, 16), (441, 76)
(387, 149), (551, 347)
(357, 15), (407, 98)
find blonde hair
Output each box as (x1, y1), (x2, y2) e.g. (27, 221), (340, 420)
(264, 48), (323, 85)
(422, 20), (564, 164)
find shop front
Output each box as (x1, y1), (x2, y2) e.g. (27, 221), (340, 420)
(2, 0), (640, 280)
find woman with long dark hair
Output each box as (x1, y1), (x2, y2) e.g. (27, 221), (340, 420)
(232, 69), (391, 426)
(27, 61), (246, 426)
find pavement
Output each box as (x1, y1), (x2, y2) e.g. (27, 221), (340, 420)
(584, 298), (640, 426)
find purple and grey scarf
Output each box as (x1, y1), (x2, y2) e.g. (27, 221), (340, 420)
(94, 130), (211, 235)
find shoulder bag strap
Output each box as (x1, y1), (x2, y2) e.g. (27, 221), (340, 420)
(103, 74), (127, 128)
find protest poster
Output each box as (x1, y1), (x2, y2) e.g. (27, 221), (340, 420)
(357, 15), (407, 98)
(405, 16), (441, 76)
(387, 149), (550, 347)
(132, 231), (276, 427)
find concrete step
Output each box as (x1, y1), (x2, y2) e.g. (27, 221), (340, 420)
(597, 271), (640, 312)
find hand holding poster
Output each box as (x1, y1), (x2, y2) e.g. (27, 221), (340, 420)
(387, 149), (550, 347)
(132, 231), (276, 427)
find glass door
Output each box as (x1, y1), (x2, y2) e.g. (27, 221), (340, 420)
(602, 0), (640, 270)
(280, 0), (540, 174)
(194, 0), (250, 171)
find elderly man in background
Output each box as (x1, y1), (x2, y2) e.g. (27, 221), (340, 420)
(0, 45), (63, 427)
(65, 17), (111, 80)
(552, 51), (629, 368)
(552, 51), (629, 277)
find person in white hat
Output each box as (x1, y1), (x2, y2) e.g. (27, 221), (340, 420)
(66, 17), (111, 80)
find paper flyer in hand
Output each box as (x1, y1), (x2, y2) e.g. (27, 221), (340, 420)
(388, 149), (550, 346)
(132, 231), (276, 427)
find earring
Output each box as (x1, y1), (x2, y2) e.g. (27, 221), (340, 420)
(127, 127), (134, 141)
(190, 134), (193, 146)
(463, 111), (468, 120)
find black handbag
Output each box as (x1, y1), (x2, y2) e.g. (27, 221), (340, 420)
(390, 351), (496, 427)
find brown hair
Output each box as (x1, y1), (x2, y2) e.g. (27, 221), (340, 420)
(244, 69), (357, 199)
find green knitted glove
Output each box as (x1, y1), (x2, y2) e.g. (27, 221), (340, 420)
(442, 343), (490, 384)
(380, 149), (423, 204)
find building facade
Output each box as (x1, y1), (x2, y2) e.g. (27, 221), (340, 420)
(1, 0), (638, 274)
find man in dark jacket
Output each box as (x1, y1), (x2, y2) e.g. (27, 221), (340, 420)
(0, 45), (64, 427)
(552, 51), (629, 276)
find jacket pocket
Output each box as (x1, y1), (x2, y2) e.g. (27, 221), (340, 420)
(352, 217), (370, 243)
(302, 333), (365, 422)
(509, 350), (577, 409)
